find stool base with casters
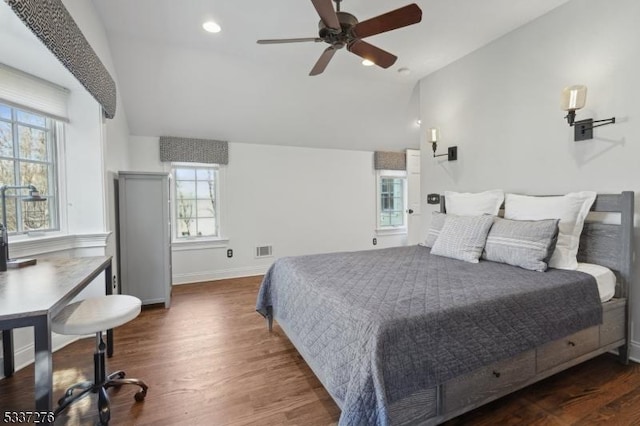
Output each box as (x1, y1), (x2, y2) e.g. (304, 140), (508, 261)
(52, 295), (148, 425)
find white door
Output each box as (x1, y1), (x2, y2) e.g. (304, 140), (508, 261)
(406, 149), (421, 245)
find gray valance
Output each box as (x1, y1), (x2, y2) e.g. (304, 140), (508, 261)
(160, 136), (229, 165)
(5, 0), (117, 119)
(374, 151), (406, 170)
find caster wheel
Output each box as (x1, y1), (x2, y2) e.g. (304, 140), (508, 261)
(134, 391), (146, 402)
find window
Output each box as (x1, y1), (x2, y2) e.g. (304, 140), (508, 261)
(173, 164), (219, 239)
(377, 170), (407, 230)
(0, 102), (59, 235)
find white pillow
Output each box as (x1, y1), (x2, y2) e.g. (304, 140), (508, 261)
(444, 190), (504, 216)
(504, 192), (596, 270)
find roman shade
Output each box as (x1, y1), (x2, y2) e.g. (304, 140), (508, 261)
(374, 151), (406, 170)
(5, 0), (117, 119)
(159, 136), (229, 165)
(0, 63), (69, 122)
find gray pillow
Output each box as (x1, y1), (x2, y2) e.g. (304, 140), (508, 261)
(482, 217), (560, 272)
(430, 215), (494, 263)
(424, 211), (449, 247)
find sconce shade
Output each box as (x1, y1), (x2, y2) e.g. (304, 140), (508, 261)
(428, 128), (439, 143)
(561, 85), (587, 111)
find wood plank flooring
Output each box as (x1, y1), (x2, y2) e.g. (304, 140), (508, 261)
(1, 276), (640, 425)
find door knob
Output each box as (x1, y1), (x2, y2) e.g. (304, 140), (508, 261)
(407, 209), (414, 214)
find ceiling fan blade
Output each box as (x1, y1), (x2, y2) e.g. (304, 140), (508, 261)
(257, 37), (323, 44)
(310, 0), (341, 30)
(348, 40), (397, 69)
(309, 46), (338, 76)
(352, 4), (422, 39)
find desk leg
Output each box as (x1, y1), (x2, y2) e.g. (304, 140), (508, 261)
(105, 261), (114, 358)
(2, 329), (14, 377)
(33, 316), (53, 414)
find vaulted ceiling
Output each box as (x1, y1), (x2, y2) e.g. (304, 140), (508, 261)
(92, 0), (571, 152)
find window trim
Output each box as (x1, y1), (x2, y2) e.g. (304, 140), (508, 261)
(170, 162), (226, 244)
(376, 169), (408, 233)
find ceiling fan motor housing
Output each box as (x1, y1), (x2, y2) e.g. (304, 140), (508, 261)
(318, 11), (358, 47)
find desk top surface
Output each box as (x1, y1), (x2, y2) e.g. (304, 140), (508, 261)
(0, 256), (111, 321)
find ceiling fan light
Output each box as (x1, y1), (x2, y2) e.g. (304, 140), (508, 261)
(202, 21), (222, 33)
(362, 59), (375, 67)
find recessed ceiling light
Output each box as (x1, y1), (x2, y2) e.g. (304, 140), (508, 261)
(398, 67), (411, 75)
(362, 59), (375, 67)
(202, 21), (221, 33)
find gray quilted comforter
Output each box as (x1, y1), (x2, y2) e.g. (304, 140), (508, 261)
(256, 245), (602, 426)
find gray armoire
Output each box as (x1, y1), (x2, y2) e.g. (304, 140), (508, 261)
(118, 172), (171, 307)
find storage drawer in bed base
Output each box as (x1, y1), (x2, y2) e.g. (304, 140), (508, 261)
(427, 299), (627, 425)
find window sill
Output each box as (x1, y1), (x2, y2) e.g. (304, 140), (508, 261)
(172, 237), (229, 252)
(375, 227), (408, 236)
(8, 232), (111, 258)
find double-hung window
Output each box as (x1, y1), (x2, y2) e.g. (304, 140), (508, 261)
(0, 102), (59, 234)
(172, 164), (220, 239)
(377, 170), (407, 230)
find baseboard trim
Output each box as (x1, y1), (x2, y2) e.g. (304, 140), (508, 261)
(628, 339), (640, 363)
(172, 265), (269, 285)
(0, 333), (91, 379)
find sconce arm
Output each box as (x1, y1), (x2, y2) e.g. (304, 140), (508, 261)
(582, 117), (616, 131)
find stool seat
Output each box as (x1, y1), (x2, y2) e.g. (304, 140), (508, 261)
(53, 295), (141, 335)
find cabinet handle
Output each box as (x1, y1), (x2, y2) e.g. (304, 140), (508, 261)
(567, 341), (576, 347)
(492, 371), (501, 378)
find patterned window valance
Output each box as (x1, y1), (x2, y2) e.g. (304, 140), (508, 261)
(160, 136), (229, 165)
(5, 0), (117, 119)
(374, 151), (406, 171)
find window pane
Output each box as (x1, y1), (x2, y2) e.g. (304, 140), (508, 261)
(1, 104), (58, 235)
(0, 104), (10, 120)
(176, 198), (196, 236)
(196, 181), (215, 200)
(174, 168), (195, 180)
(176, 180), (196, 198)
(0, 121), (12, 156)
(0, 159), (15, 184)
(16, 110), (46, 127)
(4, 198), (17, 232)
(18, 125), (48, 161)
(197, 199), (215, 218)
(173, 166), (219, 239)
(20, 162), (49, 193)
(196, 218), (216, 237)
(196, 168), (214, 180)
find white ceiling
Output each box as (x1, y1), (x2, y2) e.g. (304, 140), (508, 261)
(92, 0), (571, 152)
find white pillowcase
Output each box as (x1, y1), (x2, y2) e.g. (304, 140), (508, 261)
(504, 191), (596, 270)
(444, 189), (504, 216)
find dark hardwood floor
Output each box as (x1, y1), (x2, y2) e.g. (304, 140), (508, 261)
(1, 277), (639, 425)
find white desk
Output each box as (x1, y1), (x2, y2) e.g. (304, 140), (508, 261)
(0, 256), (113, 420)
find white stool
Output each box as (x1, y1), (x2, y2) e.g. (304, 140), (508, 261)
(52, 295), (148, 425)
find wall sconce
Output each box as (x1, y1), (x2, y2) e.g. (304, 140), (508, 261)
(0, 184), (46, 270)
(428, 128), (457, 161)
(561, 85), (616, 141)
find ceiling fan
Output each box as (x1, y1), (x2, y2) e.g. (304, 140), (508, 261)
(257, 0), (422, 76)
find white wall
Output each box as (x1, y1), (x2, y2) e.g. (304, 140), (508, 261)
(418, 0), (640, 357)
(129, 137), (407, 283)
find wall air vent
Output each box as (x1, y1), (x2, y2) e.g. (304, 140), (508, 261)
(255, 245), (273, 258)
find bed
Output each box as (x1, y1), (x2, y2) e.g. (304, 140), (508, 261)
(256, 192), (634, 426)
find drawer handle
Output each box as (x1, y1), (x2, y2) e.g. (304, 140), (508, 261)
(567, 341), (576, 347)
(492, 371), (501, 378)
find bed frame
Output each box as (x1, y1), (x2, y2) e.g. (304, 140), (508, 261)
(420, 191), (635, 425)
